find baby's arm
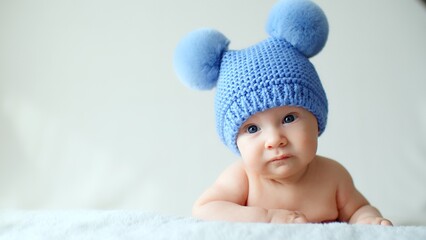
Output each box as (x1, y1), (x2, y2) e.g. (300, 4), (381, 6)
(193, 161), (307, 223)
(335, 162), (392, 226)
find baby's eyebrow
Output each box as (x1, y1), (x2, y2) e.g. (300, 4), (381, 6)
(242, 115), (260, 124)
(281, 108), (301, 114)
(240, 122), (253, 129)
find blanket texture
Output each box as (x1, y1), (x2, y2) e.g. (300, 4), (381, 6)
(0, 210), (425, 240)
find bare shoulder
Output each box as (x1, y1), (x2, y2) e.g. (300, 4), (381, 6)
(316, 156), (371, 221)
(217, 160), (247, 182)
(314, 156), (368, 220)
(195, 160), (249, 206)
(314, 156), (353, 181)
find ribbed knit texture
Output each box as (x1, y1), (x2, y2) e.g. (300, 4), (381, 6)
(215, 38), (328, 154)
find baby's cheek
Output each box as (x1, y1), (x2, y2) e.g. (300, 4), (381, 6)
(298, 133), (318, 155)
(239, 145), (262, 169)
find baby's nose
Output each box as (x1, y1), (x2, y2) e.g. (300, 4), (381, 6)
(264, 130), (287, 149)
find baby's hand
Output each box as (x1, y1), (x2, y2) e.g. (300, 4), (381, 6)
(355, 216), (393, 226)
(267, 209), (308, 224)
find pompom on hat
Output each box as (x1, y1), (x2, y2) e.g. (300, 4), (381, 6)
(174, 0), (329, 155)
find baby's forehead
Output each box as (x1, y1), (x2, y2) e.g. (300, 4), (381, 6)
(251, 106), (306, 118)
(238, 106), (303, 126)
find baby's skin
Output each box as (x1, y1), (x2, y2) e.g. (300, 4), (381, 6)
(193, 106), (392, 225)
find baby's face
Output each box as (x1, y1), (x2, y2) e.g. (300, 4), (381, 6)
(236, 106), (319, 180)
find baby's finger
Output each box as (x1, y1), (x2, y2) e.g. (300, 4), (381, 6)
(292, 211), (308, 224)
(380, 219), (393, 226)
(294, 216), (308, 223)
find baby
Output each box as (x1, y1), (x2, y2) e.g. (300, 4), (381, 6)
(174, 0), (392, 225)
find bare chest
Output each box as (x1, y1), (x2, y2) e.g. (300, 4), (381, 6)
(246, 180), (339, 223)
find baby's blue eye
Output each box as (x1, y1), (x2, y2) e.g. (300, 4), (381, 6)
(283, 114), (297, 124)
(247, 125), (259, 134)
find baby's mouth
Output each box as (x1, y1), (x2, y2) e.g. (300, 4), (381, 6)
(269, 154), (292, 163)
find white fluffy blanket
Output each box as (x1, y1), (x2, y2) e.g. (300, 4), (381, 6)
(1, 210), (425, 240)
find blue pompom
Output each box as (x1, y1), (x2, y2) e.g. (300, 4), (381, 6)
(266, 0), (328, 58)
(173, 29), (230, 90)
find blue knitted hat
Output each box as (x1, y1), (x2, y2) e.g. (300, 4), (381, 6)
(174, 0), (329, 155)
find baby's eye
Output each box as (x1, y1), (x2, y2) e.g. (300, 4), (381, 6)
(247, 125), (259, 134)
(283, 114), (297, 124)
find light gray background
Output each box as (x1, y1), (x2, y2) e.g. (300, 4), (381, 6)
(1, 0), (425, 225)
